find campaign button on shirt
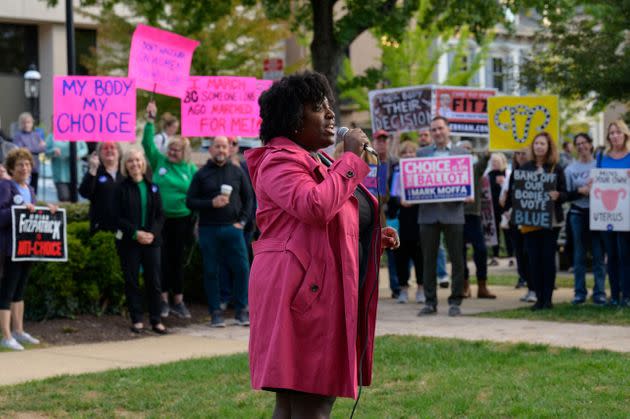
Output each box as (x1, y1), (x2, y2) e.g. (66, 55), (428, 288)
(98, 175), (108, 183)
(13, 195), (24, 205)
(158, 167), (167, 176)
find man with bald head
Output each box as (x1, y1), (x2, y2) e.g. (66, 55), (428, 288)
(187, 136), (254, 327)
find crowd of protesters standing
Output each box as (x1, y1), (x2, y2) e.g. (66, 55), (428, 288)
(0, 103), (628, 349)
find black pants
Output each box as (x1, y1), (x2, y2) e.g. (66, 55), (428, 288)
(510, 226), (532, 291)
(463, 214), (488, 281)
(523, 228), (560, 305)
(0, 258), (31, 310)
(55, 182), (71, 202)
(394, 239), (422, 288)
(419, 223), (465, 307)
(117, 241), (162, 325)
(161, 215), (194, 296)
(492, 213), (514, 257)
(30, 172), (39, 195)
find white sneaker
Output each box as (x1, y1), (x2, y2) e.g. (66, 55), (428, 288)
(523, 291), (537, 303)
(416, 289), (426, 304)
(1, 337), (24, 351)
(13, 331), (40, 345)
(397, 289), (408, 304)
(438, 275), (450, 288)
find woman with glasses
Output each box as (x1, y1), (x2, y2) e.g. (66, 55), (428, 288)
(565, 133), (606, 305)
(143, 102), (198, 319)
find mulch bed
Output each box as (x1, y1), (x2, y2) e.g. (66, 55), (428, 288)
(23, 303), (211, 347)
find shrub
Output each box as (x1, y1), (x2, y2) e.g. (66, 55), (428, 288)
(24, 219), (208, 319)
(58, 202), (90, 223)
(25, 223), (125, 320)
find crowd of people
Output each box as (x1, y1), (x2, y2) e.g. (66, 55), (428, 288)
(0, 88), (628, 354)
(376, 118), (630, 315)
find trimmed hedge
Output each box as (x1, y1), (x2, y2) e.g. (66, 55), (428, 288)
(25, 222), (125, 320)
(24, 220), (206, 320)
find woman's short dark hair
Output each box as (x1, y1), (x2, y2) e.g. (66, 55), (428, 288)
(573, 132), (594, 152)
(258, 71), (334, 144)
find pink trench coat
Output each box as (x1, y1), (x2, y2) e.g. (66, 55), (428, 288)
(245, 137), (382, 399)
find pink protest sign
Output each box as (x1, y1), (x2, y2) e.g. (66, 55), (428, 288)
(53, 76), (136, 142)
(181, 76), (271, 137)
(399, 155), (474, 203)
(128, 24), (199, 98)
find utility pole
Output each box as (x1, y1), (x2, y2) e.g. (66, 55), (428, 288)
(66, 0), (78, 202)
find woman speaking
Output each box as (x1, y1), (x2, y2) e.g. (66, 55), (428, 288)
(245, 72), (398, 417)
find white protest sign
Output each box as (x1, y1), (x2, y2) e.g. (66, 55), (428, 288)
(590, 169), (630, 231)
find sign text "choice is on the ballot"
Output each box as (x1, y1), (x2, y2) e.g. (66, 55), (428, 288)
(53, 76), (137, 142)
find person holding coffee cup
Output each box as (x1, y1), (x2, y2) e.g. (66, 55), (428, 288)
(186, 136), (254, 327)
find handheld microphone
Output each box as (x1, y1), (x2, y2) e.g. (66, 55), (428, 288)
(336, 127), (378, 157)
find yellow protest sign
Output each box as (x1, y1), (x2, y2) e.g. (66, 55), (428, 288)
(488, 96), (559, 151)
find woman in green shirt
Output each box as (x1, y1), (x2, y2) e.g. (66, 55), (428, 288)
(143, 102), (198, 319)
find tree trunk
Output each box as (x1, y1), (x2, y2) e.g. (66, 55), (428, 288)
(310, 0), (344, 119)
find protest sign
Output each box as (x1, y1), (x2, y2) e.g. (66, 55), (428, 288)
(128, 24), (199, 98)
(53, 76), (136, 142)
(488, 96), (559, 151)
(433, 87), (497, 137)
(590, 169), (630, 231)
(399, 155), (473, 203)
(368, 86), (432, 134)
(181, 76), (271, 137)
(12, 207), (67, 262)
(480, 176), (498, 246)
(511, 170), (556, 228)
(362, 163), (388, 196)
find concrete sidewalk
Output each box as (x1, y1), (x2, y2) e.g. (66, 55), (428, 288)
(1, 280), (629, 387)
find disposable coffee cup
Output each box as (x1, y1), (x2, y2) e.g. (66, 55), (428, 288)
(221, 184), (233, 197)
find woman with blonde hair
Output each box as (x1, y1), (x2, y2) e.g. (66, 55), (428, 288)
(143, 102), (197, 319)
(595, 120), (630, 306)
(115, 146), (167, 334)
(153, 112), (179, 153)
(487, 152), (512, 265)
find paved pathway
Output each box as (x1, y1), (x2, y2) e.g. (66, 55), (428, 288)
(1, 270), (628, 386)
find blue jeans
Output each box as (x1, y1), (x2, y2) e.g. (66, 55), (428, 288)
(437, 244), (447, 278)
(198, 225), (249, 313)
(603, 231), (630, 302)
(569, 210), (606, 300)
(219, 230), (254, 305)
(387, 248), (400, 294)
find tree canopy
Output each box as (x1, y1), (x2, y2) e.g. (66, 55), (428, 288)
(521, 0), (630, 111)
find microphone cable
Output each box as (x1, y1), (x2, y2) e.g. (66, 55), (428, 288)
(350, 154), (382, 419)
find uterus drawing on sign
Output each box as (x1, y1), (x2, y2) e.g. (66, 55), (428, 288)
(594, 188), (627, 211)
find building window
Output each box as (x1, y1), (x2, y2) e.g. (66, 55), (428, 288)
(492, 57), (505, 92)
(76, 28), (97, 75)
(0, 23), (38, 75)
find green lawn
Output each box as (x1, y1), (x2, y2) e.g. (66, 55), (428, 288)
(2, 336), (630, 418)
(476, 302), (630, 326)
(487, 274), (600, 290)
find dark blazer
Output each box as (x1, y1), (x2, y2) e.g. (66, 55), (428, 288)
(0, 179), (36, 256)
(505, 161), (568, 225)
(114, 176), (165, 247)
(79, 166), (124, 234)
